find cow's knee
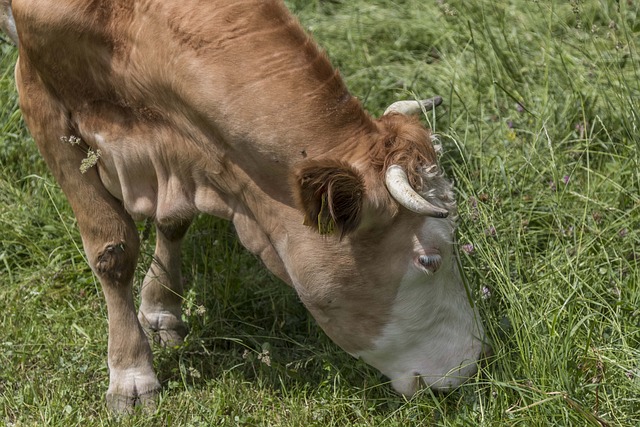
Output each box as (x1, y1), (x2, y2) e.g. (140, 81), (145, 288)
(83, 222), (140, 286)
(93, 241), (137, 283)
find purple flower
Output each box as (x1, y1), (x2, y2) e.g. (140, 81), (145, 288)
(481, 286), (491, 300)
(507, 120), (514, 129)
(462, 243), (475, 255)
(486, 226), (497, 237)
(515, 103), (525, 113)
(592, 211), (603, 224)
(563, 175), (570, 185)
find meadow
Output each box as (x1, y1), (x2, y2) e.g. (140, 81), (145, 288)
(1, 0), (638, 425)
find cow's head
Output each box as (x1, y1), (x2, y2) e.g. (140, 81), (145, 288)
(290, 97), (486, 396)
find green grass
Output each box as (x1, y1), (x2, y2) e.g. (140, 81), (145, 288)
(1, 0), (639, 425)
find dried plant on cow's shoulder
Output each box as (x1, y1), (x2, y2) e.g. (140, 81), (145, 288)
(60, 135), (101, 173)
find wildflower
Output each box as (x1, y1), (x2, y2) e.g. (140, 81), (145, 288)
(467, 197), (479, 219)
(79, 148), (101, 173)
(486, 226), (497, 237)
(481, 286), (491, 300)
(258, 350), (271, 367)
(60, 135), (102, 173)
(188, 366), (201, 379)
(563, 175), (570, 185)
(592, 211), (603, 224)
(515, 103), (524, 113)
(461, 243), (474, 255)
(60, 135), (82, 145)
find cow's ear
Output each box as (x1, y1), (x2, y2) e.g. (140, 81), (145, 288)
(293, 160), (364, 238)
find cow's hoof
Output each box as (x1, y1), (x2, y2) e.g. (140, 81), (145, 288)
(138, 311), (189, 347)
(154, 326), (188, 347)
(106, 389), (159, 414)
(106, 369), (161, 414)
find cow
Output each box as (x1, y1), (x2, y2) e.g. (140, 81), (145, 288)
(2, 0), (487, 412)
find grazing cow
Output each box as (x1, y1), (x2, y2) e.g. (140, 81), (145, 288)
(2, 0), (487, 411)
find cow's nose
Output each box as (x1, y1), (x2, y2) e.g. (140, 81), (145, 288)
(391, 373), (421, 397)
(392, 368), (476, 396)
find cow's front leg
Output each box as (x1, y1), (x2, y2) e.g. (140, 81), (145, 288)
(74, 196), (160, 413)
(138, 220), (191, 347)
(16, 65), (160, 413)
(94, 239), (160, 412)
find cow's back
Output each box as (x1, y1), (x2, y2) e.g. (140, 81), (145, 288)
(11, 0), (363, 150)
(12, 0), (370, 223)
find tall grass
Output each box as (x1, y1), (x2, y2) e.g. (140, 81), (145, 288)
(1, 1), (639, 425)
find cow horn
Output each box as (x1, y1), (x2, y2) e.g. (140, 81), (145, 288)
(0, 1), (19, 46)
(385, 165), (449, 218)
(384, 96), (443, 116)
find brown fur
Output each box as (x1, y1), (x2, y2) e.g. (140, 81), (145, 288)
(369, 113), (438, 190)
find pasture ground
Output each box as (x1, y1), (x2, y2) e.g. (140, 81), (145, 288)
(1, 0), (639, 425)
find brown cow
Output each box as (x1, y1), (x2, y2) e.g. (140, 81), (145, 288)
(3, 0), (487, 412)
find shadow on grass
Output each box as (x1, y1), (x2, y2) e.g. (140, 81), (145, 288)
(142, 215), (394, 403)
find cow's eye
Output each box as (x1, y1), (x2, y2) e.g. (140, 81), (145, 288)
(416, 254), (442, 273)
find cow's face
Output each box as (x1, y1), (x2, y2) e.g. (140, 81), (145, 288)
(290, 107), (486, 395)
